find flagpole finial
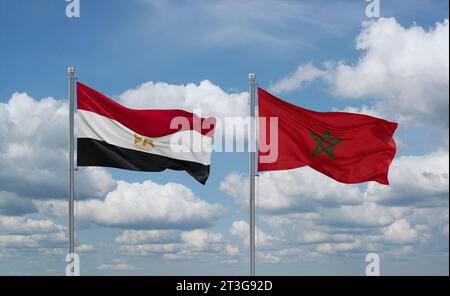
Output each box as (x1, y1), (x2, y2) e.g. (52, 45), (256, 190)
(248, 73), (256, 81)
(68, 67), (75, 76)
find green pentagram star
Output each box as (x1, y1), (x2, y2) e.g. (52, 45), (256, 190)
(310, 129), (343, 160)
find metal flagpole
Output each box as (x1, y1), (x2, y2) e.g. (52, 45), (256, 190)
(67, 67), (75, 276)
(248, 73), (256, 276)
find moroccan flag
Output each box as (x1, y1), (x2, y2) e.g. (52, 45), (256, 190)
(258, 88), (398, 185)
(76, 82), (216, 184)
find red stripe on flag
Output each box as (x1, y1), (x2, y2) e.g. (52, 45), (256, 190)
(76, 82), (216, 138)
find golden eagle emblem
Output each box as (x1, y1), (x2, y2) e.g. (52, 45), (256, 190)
(134, 134), (154, 151)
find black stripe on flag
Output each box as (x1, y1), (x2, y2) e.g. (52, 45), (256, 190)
(77, 138), (211, 184)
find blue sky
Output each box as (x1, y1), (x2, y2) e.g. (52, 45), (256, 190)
(0, 0), (448, 275)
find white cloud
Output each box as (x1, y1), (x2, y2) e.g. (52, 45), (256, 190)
(37, 180), (225, 229)
(257, 252), (281, 263)
(220, 149), (448, 262)
(225, 244), (240, 256)
(0, 92), (116, 200)
(269, 63), (326, 93)
(78, 180), (225, 229)
(41, 248), (66, 255)
(317, 240), (361, 254)
(262, 212), (358, 249)
(114, 228), (227, 260)
(119, 80), (252, 146)
(220, 181), (446, 261)
(119, 80), (249, 119)
(381, 219), (419, 244)
(0, 216), (64, 235)
(259, 214), (331, 245)
(299, 230), (330, 244)
(76, 244), (95, 253)
(229, 220), (279, 248)
(0, 215), (66, 254)
(407, 207), (449, 230)
(181, 229), (223, 250)
(221, 151), (448, 226)
(114, 230), (179, 245)
(220, 168), (362, 213)
(119, 243), (180, 255)
(318, 202), (397, 229)
(0, 232), (66, 250)
(267, 212), (434, 257)
(331, 19), (448, 123)
(270, 18), (449, 127)
(366, 151), (449, 206)
(76, 168), (117, 200)
(97, 263), (133, 271)
(383, 246), (415, 256)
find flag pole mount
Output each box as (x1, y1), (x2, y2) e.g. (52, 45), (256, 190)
(248, 72), (256, 276)
(67, 67), (76, 276)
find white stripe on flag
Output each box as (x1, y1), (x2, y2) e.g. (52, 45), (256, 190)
(77, 110), (213, 165)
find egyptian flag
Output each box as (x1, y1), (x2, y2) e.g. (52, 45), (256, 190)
(258, 88), (398, 185)
(76, 82), (216, 184)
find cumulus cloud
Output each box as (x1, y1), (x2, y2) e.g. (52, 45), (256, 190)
(330, 18), (449, 125)
(257, 252), (281, 263)
(114, 230), (179, 245)
(76, 168), (117, 200)
(97, 262), (133, 271)
(114, 228), (231, 260)
(77, 244), (96, 253)
(220, 151), (448, 260)
(0, 232), (66, 250)
(0, 215), (64, 235)
(119, 80), (253, 148)
(181, 229), (223, 250)
(270, 18), (449, 127)
(262, 213), (354, 248)
(220, 168), (362, 213)
(269, 63), (327, 93)
(380, 219), (420, 244)
(316, 240), (362, 254)
(229, 220), (279, 248)
(119, 80), (249, 119)
(0, 92), (116, 200)
(0, 215), (66, 255)
(317, 202), (398, 229)
(37, 180), (225, 229)
(221, 150), (448, 214)
(242, 203), (439, 259)
(120, 243), (180, 255)
(224, 244), (240, 256)
(250, 204), (445, 265)
(366, 151), (449, 207)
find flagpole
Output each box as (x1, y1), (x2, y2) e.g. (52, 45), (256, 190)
(248, 73), (256, 276)
(67, 67), (75, 276)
